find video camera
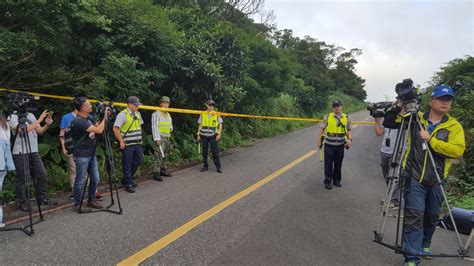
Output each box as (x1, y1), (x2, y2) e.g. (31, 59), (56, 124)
(6, 92), (38, 117)
(94, 101), (117, 120)
(395, 79), (424, 113)
(367, 101), (393, 118)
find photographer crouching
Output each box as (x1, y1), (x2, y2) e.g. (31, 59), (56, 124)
(385, 85), (465, 265)
(71, 97), (109, 213)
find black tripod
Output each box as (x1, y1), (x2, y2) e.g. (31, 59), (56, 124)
(0, 113), (44, 236)
(373, 107), (469, 258)
(77, 117), (122, 214)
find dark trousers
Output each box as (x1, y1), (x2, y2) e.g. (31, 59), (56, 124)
(201, 135), (221, 169)
(13, 152), (48, 203)
(121, 144), (142, 187)
(381, 152), (400, 204)
(324, 144), (345, 184)
(403, 177), (444, 263)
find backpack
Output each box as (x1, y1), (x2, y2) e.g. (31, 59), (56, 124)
(64, 126), (75, 155)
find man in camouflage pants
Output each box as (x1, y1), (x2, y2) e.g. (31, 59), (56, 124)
(151, 96), (173, 181)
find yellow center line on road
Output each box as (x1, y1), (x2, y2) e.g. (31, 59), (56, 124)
(117, 150), (317, 266)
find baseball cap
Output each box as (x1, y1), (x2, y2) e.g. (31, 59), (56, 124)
(332, 100), (343, 107)
(127, 96), (142, 106)
(431, 85), (454, 98)
(205, 99), (216, 106)
(161, 96), (170, 103)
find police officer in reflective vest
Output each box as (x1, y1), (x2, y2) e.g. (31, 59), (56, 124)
(113, 96), (144, 193)
(318, 100), (352, 189)
(197, 100), (223, 173)
(151, 96), (173, 181)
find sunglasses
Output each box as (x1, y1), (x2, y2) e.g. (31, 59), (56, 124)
(332, 104), (341, 108)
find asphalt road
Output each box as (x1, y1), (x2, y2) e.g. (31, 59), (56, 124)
(0, 111), (470, 265)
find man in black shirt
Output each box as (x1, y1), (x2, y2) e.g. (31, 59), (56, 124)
(71, 97), (108, 212)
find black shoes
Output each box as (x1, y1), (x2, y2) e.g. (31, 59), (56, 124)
(132, 182), (138, 188)
(201, 165), (222, 173)
(125, 186), (135, 193)
(153, 174), (164, 182)
(324, 183), (332, 190)
(333, 181), (342, 187)
(160, 170), (173, 177)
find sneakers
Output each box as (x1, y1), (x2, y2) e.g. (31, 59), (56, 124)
(388, 203), (399, 211)
(421, 247), (432, 260)
(40, 198), (58, 206)
(95, 192), (104, 201)
(19, 202), (29, 212)
(87, 200), (103, 209)
(74, 205), (92, 213)
(324, 183), (332, 190)
(404, 262), (417, 266)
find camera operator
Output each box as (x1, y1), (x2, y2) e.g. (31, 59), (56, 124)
(384, 85), (465, 265)
(374, 101), (402, 209)
(0, 111), (15, 227)
(8, 109), (57, 211)
(71, 97), (108, 212)
(59, 104), (103, 201)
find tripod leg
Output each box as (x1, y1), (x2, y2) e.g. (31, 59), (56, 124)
(19, 130), (35, 235)
(103, 119), (122, 214)
(414, 118), (465, 253)
(23, 127), (45, 220)
(78, 174), (90, 213)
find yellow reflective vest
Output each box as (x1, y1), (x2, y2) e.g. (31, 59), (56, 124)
(199, 112), (220, 137)
(324, 112), (348, 146)
(120, 109), (143, 146)
(157, 111), (172, 137)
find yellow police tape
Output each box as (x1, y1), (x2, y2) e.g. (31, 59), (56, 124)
(0, 88), (375, 125)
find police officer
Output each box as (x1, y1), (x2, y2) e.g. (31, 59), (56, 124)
(317, 100), (352, 189)
(385, 85), (465, 265)
(197, 100), (223, 173)
(113, 96), (144, 193)
(151, 96), (173, 181)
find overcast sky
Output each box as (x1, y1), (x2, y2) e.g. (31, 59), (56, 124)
(260, 0), (473, 102)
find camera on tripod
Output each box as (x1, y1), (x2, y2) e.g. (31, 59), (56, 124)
(93, 101), (117, 120)
(7, 92), (38, 116)
(367, 101), (393, 118)
(395, 79), (424, 113)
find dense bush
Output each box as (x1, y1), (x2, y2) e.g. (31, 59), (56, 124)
(423, 56), (474, 209)
(0, 0), (367, 202)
